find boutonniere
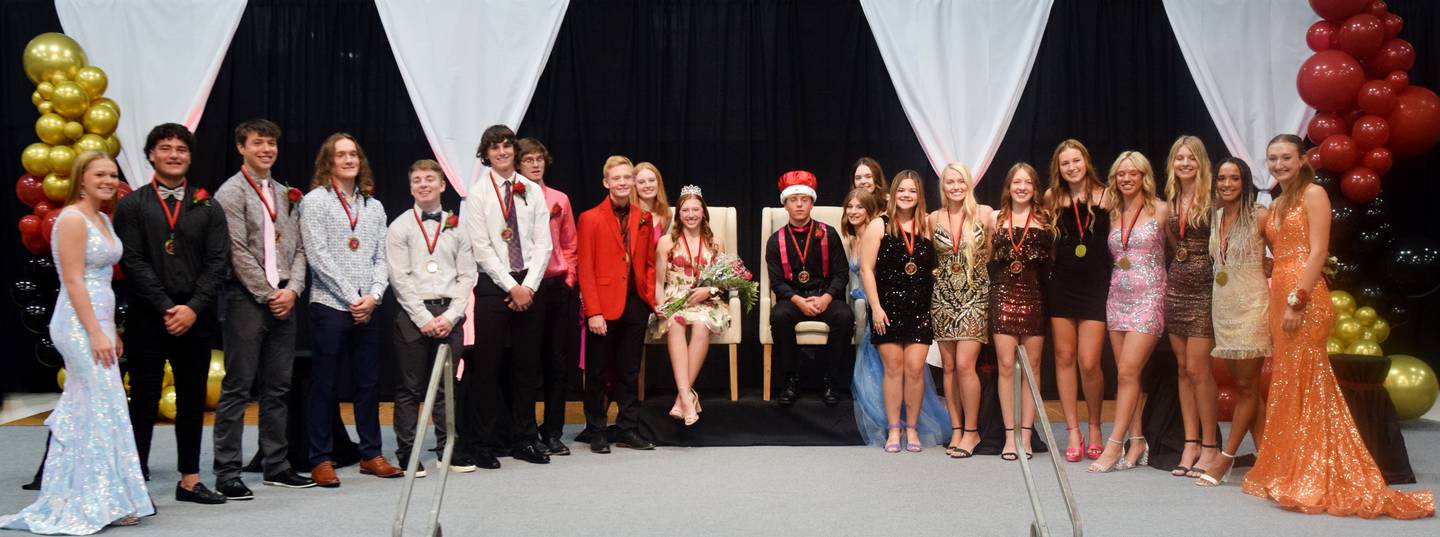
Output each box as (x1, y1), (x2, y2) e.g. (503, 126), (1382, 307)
(513, 181), (528, 203)
(550, 202), (562, 219)
(286, 186), (303, 214)
(192, 188), (212, 206)
(814, 227), (824, 240)
(639, 212), (652, 227)
(444, 213), (459, 231)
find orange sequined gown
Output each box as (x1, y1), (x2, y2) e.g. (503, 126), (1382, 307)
(1242, 201), (1434, 519)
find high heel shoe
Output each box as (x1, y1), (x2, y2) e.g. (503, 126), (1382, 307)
(1000, 428), (1019, 461)
(884, 423), (902, 453)
(945, 427), (962, 457)
(1064, 426), (1084, 463)
(1127, 435), (1149, 468)
(950, 428), (978, 459)
(1086, 423), (1104, 460)
(692, 388), (703, 413)
(683, 389), (700, 427)
(1188, 442), (1219, 478)
(1086, 439), (1126, 473)
(1195, 450), (1235, 487)
(1172, 438), (1198, 476)
(905, 426), (923, 453)
(668, 395), (683, 421)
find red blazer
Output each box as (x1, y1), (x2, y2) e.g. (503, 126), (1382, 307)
(577, 199), (656, 320)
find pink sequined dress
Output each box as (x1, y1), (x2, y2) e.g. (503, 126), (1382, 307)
(1105, 219), (1166, 336)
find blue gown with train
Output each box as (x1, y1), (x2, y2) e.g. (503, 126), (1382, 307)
(849, 259), (951, 447)
(1, 209), (154, 535)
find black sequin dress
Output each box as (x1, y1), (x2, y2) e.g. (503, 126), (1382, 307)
(1046, 200), (1111, 321)
(989, 225), (1053, 336)
(871, 226), (936, 345)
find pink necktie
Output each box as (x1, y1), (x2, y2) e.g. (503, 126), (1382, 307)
(260, 179), (280, 288)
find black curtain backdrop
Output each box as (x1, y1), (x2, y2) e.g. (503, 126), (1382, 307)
(3, 0), (1438, 395)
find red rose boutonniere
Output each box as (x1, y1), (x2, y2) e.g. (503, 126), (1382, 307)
(287, 187), (303, 203)
(814, 227), (824, 240)
(550, 202), (562, 219)
(512, 180), (528, 203)
(444, 213), (459, 231)
(192, 188), (211, 206)
(639, 212), (652, 228)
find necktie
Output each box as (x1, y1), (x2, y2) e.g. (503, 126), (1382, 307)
(504, 181), (524, 272)
(260, 179), (279, 288)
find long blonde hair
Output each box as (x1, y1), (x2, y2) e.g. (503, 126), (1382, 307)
(1043, 138), (1106, 232)
(1164, 135), (1213, 229)
(841, 187), (882, 238)
(65, 150), (117, 208)
(939, 162), (987, 284)
(1105, 151), (1159, 220)
(885, 170), (930, 237)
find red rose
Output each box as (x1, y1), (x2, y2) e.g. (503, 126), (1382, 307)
(192, 188), (211, 205)
(287, 187), (303, 203)
(549, 202), (562, 218)
(360, 185), (374, 198)
(513, 181), (527, 196)
(444, 214), (459, 230)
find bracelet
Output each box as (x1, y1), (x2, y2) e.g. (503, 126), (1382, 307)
(1286, 288), (1309, 311)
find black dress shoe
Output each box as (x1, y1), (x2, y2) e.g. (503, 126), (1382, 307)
(513, 443), (551, 464)
(615, 430), (655, 450)
(175, 482), (227, 505)
(821, 376), (840, 406)
(261, 469), (317, 489)
(542, 436), (571, 456)
(215, 478), (253, 500)
(777, 375), (800, 406)
(590, 436), (611, 454)
(476, 451), (502, 470)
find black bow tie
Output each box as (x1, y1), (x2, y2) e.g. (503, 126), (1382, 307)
(422, 212), (442, 222)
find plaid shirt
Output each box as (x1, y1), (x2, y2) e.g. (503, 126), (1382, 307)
(299, 185), (389, 311)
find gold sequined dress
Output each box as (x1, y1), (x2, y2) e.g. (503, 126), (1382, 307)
(931, 224), (989, 342)
(1242, 202), (1434, 519)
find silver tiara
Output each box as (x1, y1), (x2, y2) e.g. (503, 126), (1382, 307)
(680, 185), (703, 198)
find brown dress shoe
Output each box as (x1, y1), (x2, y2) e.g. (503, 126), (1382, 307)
(359, 455), (403, 478)
(311, 461), (340, 488)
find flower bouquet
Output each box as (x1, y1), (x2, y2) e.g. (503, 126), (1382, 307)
(659, 253), (758, 317)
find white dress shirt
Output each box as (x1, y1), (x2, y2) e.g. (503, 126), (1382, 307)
(386, 206), (477, 327)
(460, 167), (552, 292)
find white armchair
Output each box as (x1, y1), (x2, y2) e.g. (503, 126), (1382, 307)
(638, 206), (744, 401)
(758, 206), (867, 400)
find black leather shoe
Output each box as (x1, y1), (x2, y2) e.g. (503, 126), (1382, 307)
(821, 376), (840, 406)
(590, 435), (611, 454)
(175, 482), (227, 504)
(513, 443), (551, 464)
(476, 451), (502, 470)
(615, 430), (656, 450)
(215, 478), (253, 500)
(777, 375), (800, 406)
(542, 436), (571, 456)
(262, 469), (317, 489)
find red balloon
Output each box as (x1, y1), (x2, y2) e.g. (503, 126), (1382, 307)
(1311, 0), (1369, 22)
(1212, 358), (1235, 389)
(41, 210), (60, 244)
(1298, 50), (1367, 112)
(1365, 39), (1414, 78)
(1386, 86), (1440, 158)
(1386, 70), (1409, 88)
(1366, 0), (1388, 17)
(1357, 80), (1398, 115)
(1319, 134), (1361, 172)
(1350, 114), (1391, 149)
(16, 174), (46, 208)
(1307, 21), (1337, 52)
(32, 201), (55, 217)
(115, 181), (132, 200)
(1306, 147), (1325, 171)
(1307, 113), (1349, 144)
(112, 265), (125, 281)
(21, 233), (48, 256)
(1217, 388), (1237, 422)
(1260, 358), (1274, 399)
(18, 214), (41, 239)
(1381, 13), (1402, 40)
(1337, 14), (1385, 59)
(1362, 147), (1393, 175)
(1341, 167), (1382, 204)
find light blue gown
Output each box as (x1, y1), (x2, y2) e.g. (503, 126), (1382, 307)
(2, 209), (154, 535)
(849, 259), (951, 447)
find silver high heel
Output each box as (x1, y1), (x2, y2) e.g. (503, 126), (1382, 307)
(1125, 435), (1149, 469)
(1086, 439), (1127, 473)
(1195, 450), (1235, 487)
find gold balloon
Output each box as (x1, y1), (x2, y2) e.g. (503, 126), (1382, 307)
(51, 81), (89, 119)
(209, 349), (226, 381)
(1370, 318), (1391, 343)
(74, 134), (107, 154)
(35, 113), (68, 145)
(123, 372), (131, 396)
(1353, 306), (1378, 326)
(57, 368), (66, 390)
(1327, 337), (1345, 354)
(158, 385), (178, 420)
(163, 360), (174, 388)
(1345, 339), (1384, 357)
(206, 379), (222, 410)
(104, 135), (121, 158)
(21, 143), (52, 176)
(31, 91), (42, 107)
(62, 121), (83, 141)
(41, 173), (72, 202)
(1361, 329), (1378, 342)
(1330, 290), (1357, 316)
(82, 104), (118, 136)
(74, 66), (107, 99)
(91, 97), (118, 115)
(1385, 354), (1438, 420)
(22, 33), (87, 84)
(50, 72), (70, 86)
(1334, 317), (1365, 344)
(37, 101), (53, 115)
(36, 82), (55, 101)
(48, 145), (77, 178)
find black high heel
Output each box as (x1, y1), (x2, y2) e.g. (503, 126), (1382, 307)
(945, 427), (962, 456)
(950, 428), (979, 459)
(1000, 428), (1019, 461)
(1172, 438), (1198, 476)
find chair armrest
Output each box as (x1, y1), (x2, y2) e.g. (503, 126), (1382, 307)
(759, 294), (773, 345)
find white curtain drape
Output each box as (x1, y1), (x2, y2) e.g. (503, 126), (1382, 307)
(56, 0), (248, 187)
(1163, 0), (1315, 195)
(860, 0), (1053, 180)
(375, 0), (569, 197)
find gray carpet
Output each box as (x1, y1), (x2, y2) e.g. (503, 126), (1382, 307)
(1, 423), (1437, 536)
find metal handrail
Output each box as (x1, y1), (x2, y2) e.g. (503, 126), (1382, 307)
(1011, 346), (1083, 537)
(393, 343), (458, 537)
